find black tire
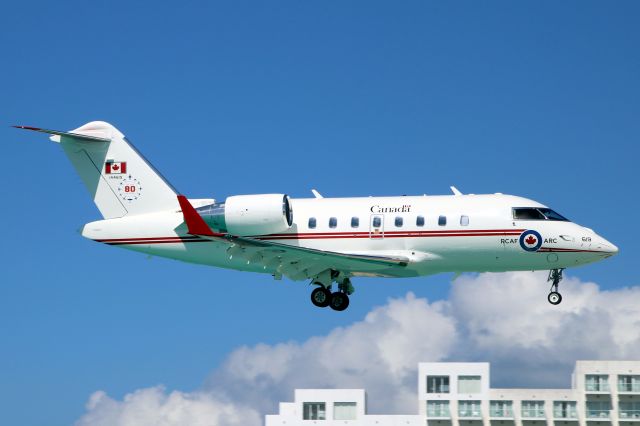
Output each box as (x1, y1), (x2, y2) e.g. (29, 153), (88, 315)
(329, 292), (350, 311)
(548, 291), (562, 305)
(311, 287), (332, 308)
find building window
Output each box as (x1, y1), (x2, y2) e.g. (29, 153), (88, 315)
(438, 215), (447, 226)
(372, 216), (382, 228)
(619, 401), (640, 419)
(329, 217), (337, 228)
(303, 402), (326, 420)
(460, 215), (469, 226)
(521, 401), (545, 418)
(586, 401), (611, 419)
(586, 374), (610, 392)
(427, 401), (450, 417)
(618, 375), (640, 392)
(458, 376), (481, 394)
(490, 401), (513, 418)
(395, 216), (403, 227)
(308, 217), (316, 229)
(553, 401), (577, 419)
(334, 402), (357, 420)
(427, 375), (450, 393)
(458, 400), (481, 417)
(416, 216), (425, 227)
(351, 217), (359, 228)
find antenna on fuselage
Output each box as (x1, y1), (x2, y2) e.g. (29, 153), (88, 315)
(450, 186), (463, 196)
(311, 189), (324, 198)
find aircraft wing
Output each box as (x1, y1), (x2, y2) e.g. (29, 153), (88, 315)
(177, 195), (409, 281)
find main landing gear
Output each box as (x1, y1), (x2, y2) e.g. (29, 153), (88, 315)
(309, 271), (354, 312)
(547, 268), (564, 305)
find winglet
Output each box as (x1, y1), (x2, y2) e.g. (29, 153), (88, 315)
(177, 195), (219, 236)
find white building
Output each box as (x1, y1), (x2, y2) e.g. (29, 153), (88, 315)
(265, 361), (640, 426)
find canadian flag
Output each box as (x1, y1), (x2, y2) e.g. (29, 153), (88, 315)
(105, 162), (127, 174)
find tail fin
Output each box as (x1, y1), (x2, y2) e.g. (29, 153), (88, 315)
(16, 121), (179, 219)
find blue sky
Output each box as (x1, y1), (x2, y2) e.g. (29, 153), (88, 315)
(1, 1), (639, 424)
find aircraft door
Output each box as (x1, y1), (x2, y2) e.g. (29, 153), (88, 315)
(369, 215), (384, 239)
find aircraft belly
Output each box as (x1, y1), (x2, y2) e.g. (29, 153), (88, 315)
(118, 240), (275, 274)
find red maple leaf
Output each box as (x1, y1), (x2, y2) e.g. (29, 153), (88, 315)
(525, 235), (537, 245)
(112, 164), (120, 171)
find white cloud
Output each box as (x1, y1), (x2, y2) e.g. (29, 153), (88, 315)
(76, 387), (261, 426)
(76, 272), (640, 425)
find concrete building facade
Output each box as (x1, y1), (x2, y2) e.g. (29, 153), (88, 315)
(265, 361), (640, 426)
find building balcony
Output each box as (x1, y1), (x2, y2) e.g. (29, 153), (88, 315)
(490, 410), (514, 419)
(521, 410), (546, 420)
(586, 410), (611, 420)
(427, 409), (451, 419)
(586, 383), (611, 393)
(618, 384), (640, 393)
(619, 410), (640, 421)
(553, 412), (579, 420)
(458, 410), (482, 419)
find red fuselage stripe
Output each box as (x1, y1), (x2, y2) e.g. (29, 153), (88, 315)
(95, 229), (526, 245)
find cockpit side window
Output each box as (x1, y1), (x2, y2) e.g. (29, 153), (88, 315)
(512, 207), (569, 221)
(538, 208), (569, 221)
(513, 208), (546, 220)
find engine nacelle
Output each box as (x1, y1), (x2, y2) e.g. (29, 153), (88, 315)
(223, 194), (293, 236)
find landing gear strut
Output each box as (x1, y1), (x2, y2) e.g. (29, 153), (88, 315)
(309, 272), (353, 311)
(547, 268), (564, 305)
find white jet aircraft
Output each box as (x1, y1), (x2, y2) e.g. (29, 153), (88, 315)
(16, 121), (618, 311)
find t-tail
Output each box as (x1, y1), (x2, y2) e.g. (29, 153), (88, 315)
(15, 121), (179, 219)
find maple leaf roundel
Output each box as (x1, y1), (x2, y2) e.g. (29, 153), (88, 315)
(519, 230), (543, 252)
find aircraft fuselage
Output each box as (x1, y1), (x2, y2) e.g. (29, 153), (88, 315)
(81, 193), (617, 279)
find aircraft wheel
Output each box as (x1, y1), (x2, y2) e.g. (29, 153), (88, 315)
(329, 292), (350, 311)
(310, 287), (332, 308)
(548, 291), (562, 305)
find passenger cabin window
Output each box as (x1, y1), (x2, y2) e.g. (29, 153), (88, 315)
(438, 215), (447, 226)
(395, 217), (403, 227)
(308, 217), (316, 229)
(513, 207), (569, 221)
(329, 217), (337, 228)
(372, 217), (382, 227)
(460, 215), (469, 226)
(416, 216), (425, 227)
(351, 217), (359, 228)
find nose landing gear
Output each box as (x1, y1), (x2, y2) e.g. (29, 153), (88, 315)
(547, 268), (564, 305)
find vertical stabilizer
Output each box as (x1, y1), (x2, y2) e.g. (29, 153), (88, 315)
(18, 121), (179, 219)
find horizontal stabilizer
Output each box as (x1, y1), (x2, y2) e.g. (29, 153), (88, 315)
(13, 125), (111, 143)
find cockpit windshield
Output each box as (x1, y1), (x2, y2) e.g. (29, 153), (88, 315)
(512, 207), (569, 221)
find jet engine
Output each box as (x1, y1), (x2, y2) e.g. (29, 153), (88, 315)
(198, 194), (293, 236)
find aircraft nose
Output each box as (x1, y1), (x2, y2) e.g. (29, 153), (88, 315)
(596, 236), (619, 256)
